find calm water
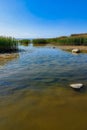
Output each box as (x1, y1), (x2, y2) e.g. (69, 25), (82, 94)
(0, 44), (87, 130)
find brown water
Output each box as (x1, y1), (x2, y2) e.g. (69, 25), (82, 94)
(0, 44), (87, 130)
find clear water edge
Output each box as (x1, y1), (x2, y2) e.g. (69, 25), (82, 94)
(0, 44), (87, 130)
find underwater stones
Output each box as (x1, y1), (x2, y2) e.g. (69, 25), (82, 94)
(70, 83), (83, 89)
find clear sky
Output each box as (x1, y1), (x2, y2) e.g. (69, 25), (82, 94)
(0, 0), (87, 38)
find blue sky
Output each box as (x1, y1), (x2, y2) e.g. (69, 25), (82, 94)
(0, 0), (87, 38)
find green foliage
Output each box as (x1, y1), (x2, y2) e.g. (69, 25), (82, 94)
(32, 33), (87, 46)
(19, 39), (31, 45)
(32, 39), (48, 44)
(40, 34), (87, 46)
(0, 36), (18, 53)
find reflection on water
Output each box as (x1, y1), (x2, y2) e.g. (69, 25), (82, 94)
(0, 44), (87, 130)
(20, 43), (30, 46)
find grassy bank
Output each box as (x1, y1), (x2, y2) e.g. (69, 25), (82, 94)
(19, 39), (31, 46)
(32, 33), (87, 46)
(0, 36), (18, 53)
(47, 33), (87, 45)
(32, 38), (48, 44)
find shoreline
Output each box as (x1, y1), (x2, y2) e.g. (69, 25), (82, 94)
(56, 45), (87, 50)
(0, 53), (19, 59)
(47, 44), (87, 53)
(1, 45), (87, 59)
(56, 46), (87, 53)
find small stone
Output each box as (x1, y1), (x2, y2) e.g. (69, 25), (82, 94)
(70, 83), (83, 89)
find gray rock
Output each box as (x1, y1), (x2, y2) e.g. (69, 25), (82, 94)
(72, 49), (80, 53)
(70, 83), (83, 89)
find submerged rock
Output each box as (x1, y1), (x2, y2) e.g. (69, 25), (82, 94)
(70, 83), (83, 89)
(72, 49), (80, 53)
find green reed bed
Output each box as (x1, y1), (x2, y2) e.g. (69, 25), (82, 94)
(51, 37), (87, 45)
(32, 33), (87, 46)
(19, 39), (31, 45)
(0, 36), (18, 53)
(19, 39), (31, 46)
(32, 38), (48, 44)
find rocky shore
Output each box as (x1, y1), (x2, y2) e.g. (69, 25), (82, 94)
(57, 46), (87, 53)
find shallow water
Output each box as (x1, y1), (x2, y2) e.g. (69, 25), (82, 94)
(0, 44), (87, 130)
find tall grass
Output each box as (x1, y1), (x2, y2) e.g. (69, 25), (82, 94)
(32, 34), (87, 46)
(32, 39), (48, 44)
(52, 36), (87, 45)
(0, 36), (18, 53)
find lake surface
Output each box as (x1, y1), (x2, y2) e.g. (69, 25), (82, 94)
(0, 44), (87, 130)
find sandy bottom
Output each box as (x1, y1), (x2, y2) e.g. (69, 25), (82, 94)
(0, 53), (19, 59)
(0, 53), (19, 66)
(0, 87), (87, 130)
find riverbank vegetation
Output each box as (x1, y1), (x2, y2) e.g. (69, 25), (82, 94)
(32, 33), (87, 46)
(47, 34), (87, 45)
(0, 36), (18, 53)
(19, 39), (31, 46)
(32, 38), (48, 44)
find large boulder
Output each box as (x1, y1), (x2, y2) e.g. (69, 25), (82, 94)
(70, 83), (83, 89)
(72, 49), (80, 53)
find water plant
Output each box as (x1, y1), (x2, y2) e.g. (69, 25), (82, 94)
(0, 36), (18, 53)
